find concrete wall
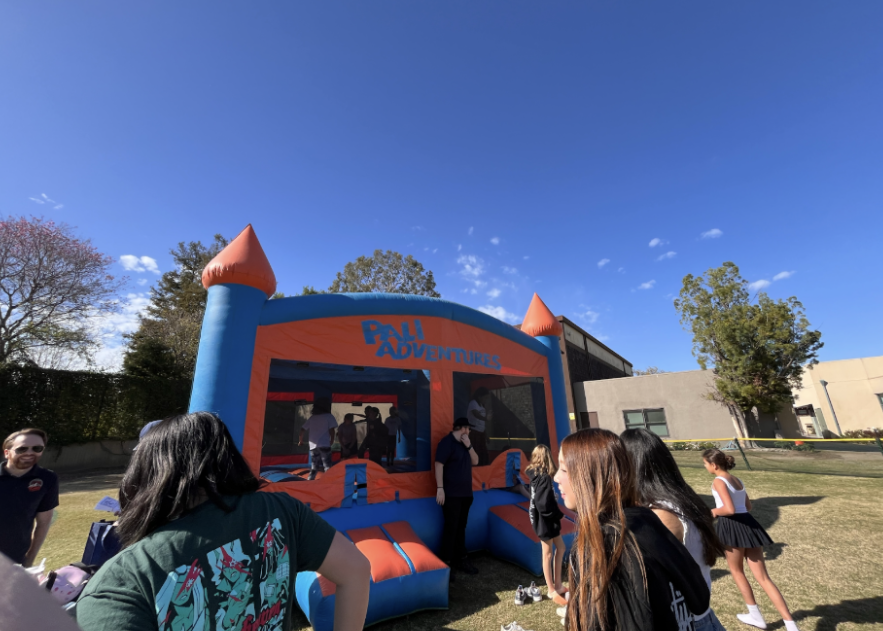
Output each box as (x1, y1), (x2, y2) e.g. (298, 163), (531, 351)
(793, 356), (883, 433)
(573, 369), (804, 439)
(40, 440), (136, 473)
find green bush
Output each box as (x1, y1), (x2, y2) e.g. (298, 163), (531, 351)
(0, 365), (191, 446)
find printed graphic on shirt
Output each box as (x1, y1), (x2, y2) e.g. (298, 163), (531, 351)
(28, 479), (43, 491)
(668, 582), (694, 631)
(155, 519), (290, 631)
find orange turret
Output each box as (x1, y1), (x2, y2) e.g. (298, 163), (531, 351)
(202, 224), (277, 298)
(520, 293), (563, 338)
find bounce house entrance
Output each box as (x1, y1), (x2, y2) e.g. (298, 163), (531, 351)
(261, 359), (431, 478)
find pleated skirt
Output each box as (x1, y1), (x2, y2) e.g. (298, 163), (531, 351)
(715, 513), (774, 549)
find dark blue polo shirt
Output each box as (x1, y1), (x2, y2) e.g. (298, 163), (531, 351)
(0, 462), (59, 564)
(435, 433), (473, 498)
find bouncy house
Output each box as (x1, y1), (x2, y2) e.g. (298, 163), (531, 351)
(189, 226), (575, 629)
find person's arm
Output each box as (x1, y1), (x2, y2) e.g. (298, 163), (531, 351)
(315, 532), (371, 631)
(328, 421), (336, 445)
(298, 424), (307, 446)
(745, 492), (752, 512)
(22, 511), (53, 567)
(710, 479), (735, 517)
(650, 508), (684, 543)
(462, 436), (479, 466)
(434, 462), (445, 505)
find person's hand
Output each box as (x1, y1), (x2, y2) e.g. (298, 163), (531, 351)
(436, 488), (445, 505)
(297, 439), (303, 446)
(459, 434), (472, 449)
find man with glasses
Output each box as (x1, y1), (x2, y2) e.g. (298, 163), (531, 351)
(1, 429), (59, 566)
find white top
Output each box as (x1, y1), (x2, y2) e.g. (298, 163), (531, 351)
(302, 413), (338, 449)
(653, 501), (712, 591)
(384, 415), (401, 436)
(712, 476), (748, 513)
(467, 400), (486, 432)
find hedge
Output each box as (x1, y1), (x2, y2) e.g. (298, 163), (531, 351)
(0, 365), (191, 446)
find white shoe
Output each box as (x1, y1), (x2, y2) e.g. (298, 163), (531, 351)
(556, 605), (567, 618)
(526, 581), (542, 602)
(502, 624), (531, 631)
(737, 612), (768, 629)
(514, 585), (526, 606)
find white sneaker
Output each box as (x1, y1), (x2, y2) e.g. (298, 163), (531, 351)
(514, 585), (526, 606)
(502, 624), (532, 631)
(556, 605), (567, 618)
(737, 612), (768, 629)
(526, 581), (542, 602)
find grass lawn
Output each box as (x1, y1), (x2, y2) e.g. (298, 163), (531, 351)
(44, 460), (883, 631)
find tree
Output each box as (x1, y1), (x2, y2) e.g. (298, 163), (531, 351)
(328, 250), (440, 297)
(0, 216), (124, 366)
(123, 235), (227, 380)
(633, 366), (667, 376)
(673, 262), (823, 437)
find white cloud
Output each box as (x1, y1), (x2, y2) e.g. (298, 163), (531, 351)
(137, 278), (148, 286)
(478, 305), (519, 324)
(432, 248), (438, 254)
(576, 308), (600, 324)
(29, 197), (45, 204)
(78, 292), (152, 372)
(618, 267), (625, 273)
(638, 280), (656, 290)
(468, 227), (474, 236)
(598, 258), (610, 268)
(457, 254), (485, 278)
(120, 255), (160, 274)
(29, 193), (63, 209)
(656, 251), (677, 261)
(701, 228), (723, 239)
(748, 279), (771, 291)
(411, 226), (426, 232)
(457, 244), (462, 252)
(523, 256), (529, 260)
(773, 270), (795, 281)
(487, 288), (501, 299)
(502, 266), (518, 275)
(490, 237), (500, 245)
(649, 238), (666, 248)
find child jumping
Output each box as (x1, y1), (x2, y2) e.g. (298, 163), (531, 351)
(702, 448), (800, 631)
(526, 444), (568, 606)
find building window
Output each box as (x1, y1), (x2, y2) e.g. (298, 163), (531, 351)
(623, 408), (670, 437)
(878, 394), (883, 412)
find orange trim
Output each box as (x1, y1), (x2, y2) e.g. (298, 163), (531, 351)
(520, 293), (563, 337)
(266, 392), (313, 401)
(317, 575), (336, 597)
(382, 521), (447, 572)
(347, 526), (412, 582)
(489, 504), (540, 542)
(202, 224), (277, 297)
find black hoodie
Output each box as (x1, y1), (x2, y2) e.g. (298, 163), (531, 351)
(568, 506), (710, 631)
(528, 470), (564, 540)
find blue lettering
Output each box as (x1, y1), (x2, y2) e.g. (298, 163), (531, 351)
(397, 343), (412, 359)
(376, 341), (396, 358)
(463, 350), (474, 365)
(481, 353), (491, 367)
(386, 324), (404, 343)
(414, 320), (425, 340)
(427, 346), (438, 362)
(400, 323), (416, 342)
(490, 355), (502, 370)
(451, 349), (463, 362)
(439, 347), (452, 361)
(362, 320), (383, 344)
(413, 343), (427, 359)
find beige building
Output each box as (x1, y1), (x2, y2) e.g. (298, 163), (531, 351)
(791, 356), (883, 435)
(573, 369), (803, 439)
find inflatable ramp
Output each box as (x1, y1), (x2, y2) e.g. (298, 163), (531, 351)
(295, 521), (448, 631)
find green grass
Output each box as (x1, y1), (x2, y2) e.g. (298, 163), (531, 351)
(44, 461), (883, 631)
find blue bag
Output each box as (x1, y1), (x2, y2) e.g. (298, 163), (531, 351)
(81, 520), (121, 567)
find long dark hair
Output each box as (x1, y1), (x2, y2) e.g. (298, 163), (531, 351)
(561, 429), (643, 631)
(621, 429), (725, 566)
(116, 412), (262, 547)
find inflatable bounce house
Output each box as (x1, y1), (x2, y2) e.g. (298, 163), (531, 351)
(189, 226), (576, 629)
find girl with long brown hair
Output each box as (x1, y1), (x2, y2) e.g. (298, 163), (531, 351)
(554, 429), (710, 631)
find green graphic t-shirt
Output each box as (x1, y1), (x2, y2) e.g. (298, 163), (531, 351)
(76, 492), (336, 631)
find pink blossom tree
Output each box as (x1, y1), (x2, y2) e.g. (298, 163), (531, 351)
(0, 216), (124, 366)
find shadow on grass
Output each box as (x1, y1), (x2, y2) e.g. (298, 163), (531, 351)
(697, 494), (824, 531)
(58, 469), (126, 494)
(794, 596), (883, 631)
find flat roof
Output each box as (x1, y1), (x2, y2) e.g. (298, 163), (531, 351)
(515, 315), (632, 368)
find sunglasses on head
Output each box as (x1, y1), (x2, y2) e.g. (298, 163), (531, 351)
(14, 445), (45, 454)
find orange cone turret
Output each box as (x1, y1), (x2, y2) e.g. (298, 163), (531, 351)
(520, 293), (563, 338)
(202, 224), (277, 298)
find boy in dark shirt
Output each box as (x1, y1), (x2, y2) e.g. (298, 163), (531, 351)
(434, 417), (479, 576)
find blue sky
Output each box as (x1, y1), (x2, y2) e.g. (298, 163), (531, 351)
(2, 2), (881, 371)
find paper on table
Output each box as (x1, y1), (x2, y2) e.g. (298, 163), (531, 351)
(94, 496), (121, 513)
